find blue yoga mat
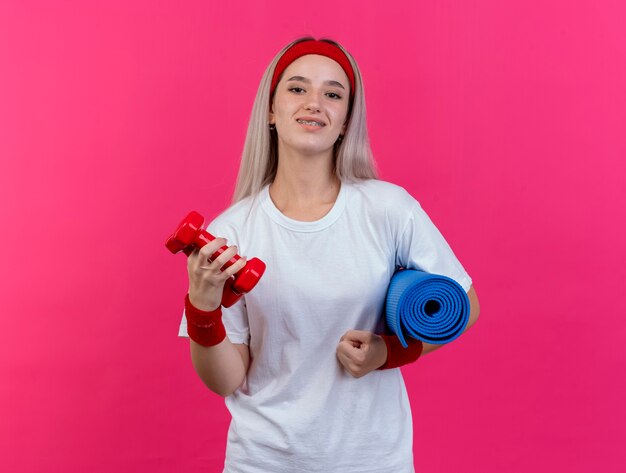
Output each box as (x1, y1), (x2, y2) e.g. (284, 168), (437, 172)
(385, 270), (470, 347)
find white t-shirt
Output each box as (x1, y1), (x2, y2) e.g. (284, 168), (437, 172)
(179, 179), (472, 473)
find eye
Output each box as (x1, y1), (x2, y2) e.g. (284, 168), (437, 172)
(326, 92), (343, 100)
(288, 87), (305, 94)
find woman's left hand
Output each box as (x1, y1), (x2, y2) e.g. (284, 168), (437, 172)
(336, 330), (388, 378)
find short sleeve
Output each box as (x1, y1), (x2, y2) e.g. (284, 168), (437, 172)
(176, 213), (251, 345)
(395, 196), (472, 292)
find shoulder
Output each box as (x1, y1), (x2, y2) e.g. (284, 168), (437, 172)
(206, 191), (262, 239)
(347, 179), (422, 215)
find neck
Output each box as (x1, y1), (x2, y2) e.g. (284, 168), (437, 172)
(269, 147), (341, 218)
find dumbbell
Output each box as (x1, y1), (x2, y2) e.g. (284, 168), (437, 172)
(166, 211), (266, 307)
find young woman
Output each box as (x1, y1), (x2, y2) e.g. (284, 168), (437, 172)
(178, 37), (480, 473)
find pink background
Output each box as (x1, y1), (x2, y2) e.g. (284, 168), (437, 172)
(1, 1), (625, 472)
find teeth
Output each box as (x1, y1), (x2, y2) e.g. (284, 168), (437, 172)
(297, 119), (324, 127)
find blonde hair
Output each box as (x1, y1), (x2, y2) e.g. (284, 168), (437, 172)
(232, 37), (378, 203)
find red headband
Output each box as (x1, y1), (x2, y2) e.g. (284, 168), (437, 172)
(270, 40), (356, 100)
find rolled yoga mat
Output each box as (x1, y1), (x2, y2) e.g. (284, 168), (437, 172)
(385, 270), (470, 347)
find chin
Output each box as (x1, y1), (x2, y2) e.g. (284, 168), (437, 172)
(300, 145), (335, 157)
(285, 139), (335, 157)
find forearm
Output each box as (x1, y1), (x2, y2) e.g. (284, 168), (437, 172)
(190, 338), (249, 397)
(421, 313), (478, 355)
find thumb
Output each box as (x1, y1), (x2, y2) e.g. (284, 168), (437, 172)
(341, 330), (372, 343)
(341, 330), (373, 346)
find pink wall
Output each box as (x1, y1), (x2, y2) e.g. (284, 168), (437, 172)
(1, 1), (625, 472)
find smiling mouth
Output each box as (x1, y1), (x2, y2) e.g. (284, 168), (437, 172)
(296, 119), (326, 127)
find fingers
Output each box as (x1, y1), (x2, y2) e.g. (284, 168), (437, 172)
(196, 239), (245, 272)
(337, 338), (369, 361)
(187, 238), (224, 271)
(187, 238), (248, 284)
(223, 255), (247, 277)
(202, 245), (238, 272)
(336, 341), (367, 378)
(185, 237), (250, 311)
(340, 330), (374, 345)
(337, 331), (387, 378)
(198, 238), (231, 268)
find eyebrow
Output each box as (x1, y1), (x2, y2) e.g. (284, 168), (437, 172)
(286, 76), (346, 90)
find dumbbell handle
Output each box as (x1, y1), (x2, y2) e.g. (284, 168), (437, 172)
(189, 228), (242, 270)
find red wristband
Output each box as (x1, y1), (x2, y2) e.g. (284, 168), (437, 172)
(184, 294), (226, 347)
(378, 334), (423, 370)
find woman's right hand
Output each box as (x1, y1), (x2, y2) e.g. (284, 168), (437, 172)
(186, 237), (247, 311)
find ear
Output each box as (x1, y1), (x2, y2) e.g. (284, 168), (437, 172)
(268, 103), (275, 125)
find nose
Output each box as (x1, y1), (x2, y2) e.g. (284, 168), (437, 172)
(305, 102), (320, 113)
(304, 90), (322, 113)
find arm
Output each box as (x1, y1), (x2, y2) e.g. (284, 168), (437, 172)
(190, 340), (250, 397)
(337, 285), (480, 376)
(185, 236), (252, 397)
